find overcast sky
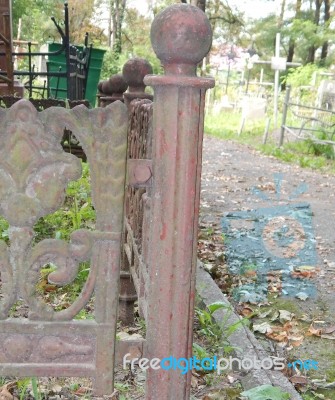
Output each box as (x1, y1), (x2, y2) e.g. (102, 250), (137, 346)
(130, 0), (279, 18)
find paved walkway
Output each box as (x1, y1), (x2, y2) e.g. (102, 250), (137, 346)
(199, 135), (335, 380)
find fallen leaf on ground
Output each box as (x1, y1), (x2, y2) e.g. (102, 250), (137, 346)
(321, 325), (335, 334)
(289, 375), (309, 385)
(74, 386), (90, 395)
(311, 379), (335, 389)
(258, 309), (272, 318)
(253, 322), (272, 334)
(287, 335), (304, 347)
(310, 391), (326, 399)
(320, 333), (335, 340)
(308, 324), (321, 337)
(237, 304), (254, 317)
(191, 373), (199, 389)
(266, 330), (288, 343)
(227, 374), (238, 384)
(270, 311), (279, 321)
(296, 292), (309, 301)
(271, 309), (294, 324)
(298, 314), (312, 323)
(51, 384), (62, 393)
(291, 266), (318, 279)
(0, 383), (18, 400)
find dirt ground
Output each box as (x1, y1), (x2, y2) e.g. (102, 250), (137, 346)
(199, 135), (335, 392)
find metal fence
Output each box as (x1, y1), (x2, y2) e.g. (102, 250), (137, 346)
(0, 4), (214, 399)
(280, 85), (335, 147)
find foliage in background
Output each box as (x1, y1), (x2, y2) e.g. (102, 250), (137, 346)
(98, 4), (163, 78)
(13, 0), (102, 45)
(12, 0), (63, 42)
(11, 0), (335, 91)
(284, 63), (322, 88)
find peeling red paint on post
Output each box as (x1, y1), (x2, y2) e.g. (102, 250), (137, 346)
(144, 4), (214, 399)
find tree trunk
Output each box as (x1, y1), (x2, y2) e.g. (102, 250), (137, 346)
(108, 0), (113, 47)
(320, 0), (330, 64)
(197, 0), (206, 11)
(189, 0), (206, 11)
(287, 0), (302, 63)
(109, 0), (126, 54)
(278, 0), (286, 28)
(306, 0), (321, 64)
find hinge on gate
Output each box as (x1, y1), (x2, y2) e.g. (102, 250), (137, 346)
(127, 159), (152, 187)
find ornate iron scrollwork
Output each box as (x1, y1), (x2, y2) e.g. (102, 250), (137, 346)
(0, 99), (128, 322)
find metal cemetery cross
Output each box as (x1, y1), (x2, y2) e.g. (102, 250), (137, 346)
(0, 100), (128, 395)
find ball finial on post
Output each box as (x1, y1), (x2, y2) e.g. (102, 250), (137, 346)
(98, 74), (128, 107)
(122, 58), (154, 107)
(150, 4), (212, 76)
(122, 58), (153, 93)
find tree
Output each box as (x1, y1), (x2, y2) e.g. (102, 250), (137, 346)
(11, 0), (96, 45)
(287, 0), (302, 63)
(12, 0), (64, 44)
(306, 0), (322, 63)
(182, 0), (206, 11)
(109, 0), (127, 53)
(68, 0), (96, 44)
(320, 0), (331, 63)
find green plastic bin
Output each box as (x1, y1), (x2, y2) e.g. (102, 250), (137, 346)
(47, 43), (106, 107)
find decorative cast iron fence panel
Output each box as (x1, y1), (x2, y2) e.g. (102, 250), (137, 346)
(0, 96), (88, 160)
(0, 99), (128, 395)
(123, 99), (153, 320)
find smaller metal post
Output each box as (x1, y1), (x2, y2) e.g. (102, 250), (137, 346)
(245, 68), (251, 94)
(64, 2), (71, 100)
(263, 117), (271, 144)
(122, 58), (153, 108)
(279, 84), (291, 147)
(225, 62), (230, 94)
(28, 41), (33, 97)
(238, 116), (245, 136)
(2, 10), (14, 94)
(98, 74), (128, 107)
(273, 32), (281, 127)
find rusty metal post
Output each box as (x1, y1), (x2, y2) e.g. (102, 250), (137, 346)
(123, 58), (153, 109)
(0, 0), (14, 94)
(144, 4), (214, 399)
(98, 74), (128, 107)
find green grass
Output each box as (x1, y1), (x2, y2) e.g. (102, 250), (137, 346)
(0, 160), (96, 318)
(204, 110), (267, 142)
(205, 111), (335, 173)
(34, 161), (95, 243)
